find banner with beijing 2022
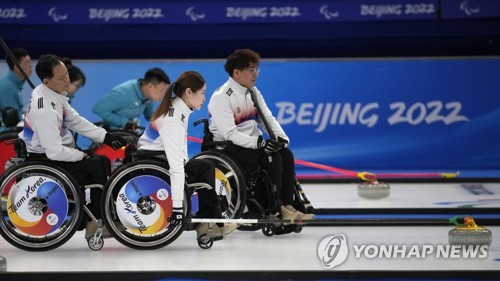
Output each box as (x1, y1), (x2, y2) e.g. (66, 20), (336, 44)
(241, 58), (500, 174)
(2, 1), (499, 25)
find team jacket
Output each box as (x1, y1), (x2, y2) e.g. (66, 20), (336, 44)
(208, 77), (288, 149)
(19, 84), (107, 162)
(137, 97), (192, 209)
(93, 79), (153, 129)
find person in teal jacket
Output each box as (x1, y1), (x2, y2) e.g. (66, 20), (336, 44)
(93, 68), (170, 130)
(0, 48), (32, 131)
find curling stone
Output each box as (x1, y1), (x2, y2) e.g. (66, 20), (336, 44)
(448, 216), (492, 245)
(357, 181), (390, 199)
(0, 255), (6, 272)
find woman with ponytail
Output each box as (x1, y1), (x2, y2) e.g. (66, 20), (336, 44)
(138, 71), (237, 239)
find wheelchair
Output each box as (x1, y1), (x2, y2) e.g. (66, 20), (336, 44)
(0, 140), (106, 251)
(191, 119), (314, 236)
(100, 146), (228, 250)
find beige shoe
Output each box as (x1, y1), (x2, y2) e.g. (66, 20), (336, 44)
(280, 205), (299, 220)
(221, 222), (237, 236)
(196, 223), (237, 239)
(283, 205), (315, 220)
(85, 220), (112, 239)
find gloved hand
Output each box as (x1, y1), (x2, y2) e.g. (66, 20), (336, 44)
(277, 136), (289, 150)
(103, 133), (128, 150)
(257, 136), (280, 154)
(169, 207), (184, 227)
(124, 121), (136, 131)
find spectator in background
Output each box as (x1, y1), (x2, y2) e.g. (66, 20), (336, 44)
(93, 68), (170, 130)
(0, 47), (32, 129)
(62, 57), (86, 103)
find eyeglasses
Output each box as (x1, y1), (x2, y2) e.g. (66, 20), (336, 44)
(242, 67), (260, 74)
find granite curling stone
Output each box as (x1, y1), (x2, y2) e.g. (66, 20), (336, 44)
(448, 216), (492, 245)
(357, 181), (390, 199)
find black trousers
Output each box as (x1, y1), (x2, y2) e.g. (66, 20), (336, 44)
(222, 145), (296, 205)
(185, 158), (222, 218)
(27, 154), (111, 219)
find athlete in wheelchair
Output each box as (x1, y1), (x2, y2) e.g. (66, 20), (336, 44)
(0, 54), (128, 251)
(1, 56), (88, 175)
(192, 49), (314, 236)
(100, 71), (237, 250)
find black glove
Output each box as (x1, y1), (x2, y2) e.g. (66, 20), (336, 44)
(103, 133), (127, 150)
(169, 207), (184, 227)
(277, 136), (289, 150)
(257, 136), (280, 154)
(124, 121), (136, 131)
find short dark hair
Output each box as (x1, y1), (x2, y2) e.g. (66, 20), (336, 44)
(224, 49), (261, 77)
(142, 67), (170, 85)
(62, 57), (86, 86)
(6, 48), (29, 70)
(35, 54), (63, 81)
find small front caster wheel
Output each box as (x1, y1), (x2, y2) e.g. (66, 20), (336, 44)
(294, 226), (303, 233)
(197, 234), (213, 249)
(88, 236), (104, 251)
(262, 224), (276, 237)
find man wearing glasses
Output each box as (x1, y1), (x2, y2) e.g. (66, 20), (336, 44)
(208, 49), (314, 222)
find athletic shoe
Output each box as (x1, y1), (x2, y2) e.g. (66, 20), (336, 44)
(196, 223), (237, 238)
(283, 205), (315, 220)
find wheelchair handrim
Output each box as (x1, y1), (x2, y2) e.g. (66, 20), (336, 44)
(192, 153), (246, 219)
(103, 163), (185, 249)
(0, 164), (81, 250)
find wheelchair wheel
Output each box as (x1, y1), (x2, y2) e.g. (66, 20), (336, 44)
(0, 161), (83, 251)
(102, 160), (189, 250)
(92, 130), (139, 172)
(191, 150), (247, 219)
(0, 131), (19, 174)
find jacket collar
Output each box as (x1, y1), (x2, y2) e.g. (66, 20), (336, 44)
(38, 83), (69, 103)
(172, 96), (193, 116)
(227, 76), (251, 94)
